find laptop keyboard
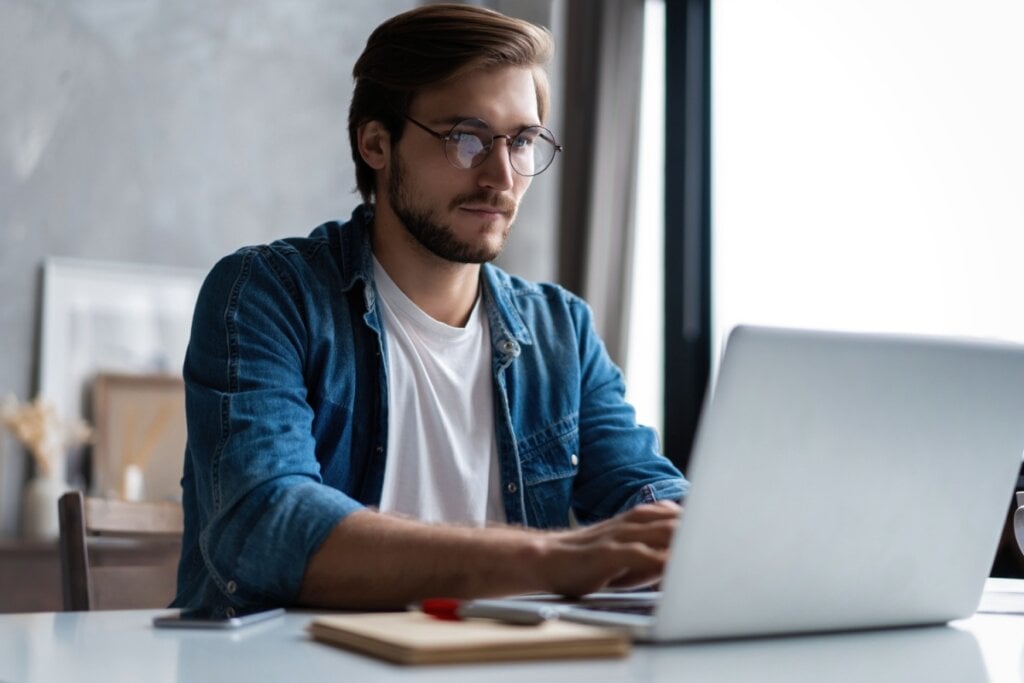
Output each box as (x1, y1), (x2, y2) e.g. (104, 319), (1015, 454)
(575, 599), (658, 616)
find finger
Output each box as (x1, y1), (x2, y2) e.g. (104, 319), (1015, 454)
(555, 543), (668, 597)
(562, 514), (679, 549)
(602, 544), (669, 589)
(607, 570), (663, 591)
(601, 519), (677, 550)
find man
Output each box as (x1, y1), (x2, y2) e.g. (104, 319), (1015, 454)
(174, 4), (687, 612)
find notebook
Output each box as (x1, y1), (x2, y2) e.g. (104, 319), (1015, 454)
(482, 325), (1024, 642)
(307, 611), (629, 664)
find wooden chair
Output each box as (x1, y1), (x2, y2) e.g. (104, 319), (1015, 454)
(58, 491), (184, 611)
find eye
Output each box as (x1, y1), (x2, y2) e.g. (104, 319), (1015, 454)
(510, 135), (533, 149)
(448, 118), (490, 142)
(512, 127), (545, 151)
(452, 132), (486, 153)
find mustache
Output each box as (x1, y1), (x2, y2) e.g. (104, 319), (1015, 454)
(448, 191), (517, 215)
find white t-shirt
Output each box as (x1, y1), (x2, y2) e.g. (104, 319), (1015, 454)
(373, 257), (505, 525)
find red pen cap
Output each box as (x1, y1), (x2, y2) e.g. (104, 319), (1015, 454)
(420, 598), (462, 621)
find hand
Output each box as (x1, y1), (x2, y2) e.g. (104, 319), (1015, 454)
(537, 500), (681, 597)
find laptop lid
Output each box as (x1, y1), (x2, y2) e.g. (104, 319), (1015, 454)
(649, 325), (1024, 641)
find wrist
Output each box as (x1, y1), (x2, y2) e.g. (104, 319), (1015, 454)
(518, 529), (562, 595)
(477, 526), (558, 596)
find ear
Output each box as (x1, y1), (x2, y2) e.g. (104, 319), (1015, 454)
(357, 120), (390, 171)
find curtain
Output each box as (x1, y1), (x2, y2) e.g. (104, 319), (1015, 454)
(557, 0), (647, 369)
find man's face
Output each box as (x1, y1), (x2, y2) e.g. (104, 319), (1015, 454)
(384, 66), (539, 264)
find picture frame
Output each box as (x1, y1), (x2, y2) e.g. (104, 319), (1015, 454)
(37, 257), (204, 486)
(91, 372), (187, 502)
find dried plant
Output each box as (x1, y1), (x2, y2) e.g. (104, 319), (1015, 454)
(0, 394), (92, 479)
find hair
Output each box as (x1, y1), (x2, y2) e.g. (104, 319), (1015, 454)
(348, 3), (554, 203)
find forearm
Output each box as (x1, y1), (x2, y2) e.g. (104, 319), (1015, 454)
(296, 509), (548, 609)
(296, 501), (681, 610)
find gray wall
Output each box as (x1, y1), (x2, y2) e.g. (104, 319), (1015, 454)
(488, 0), (563, 284)
(0, 0), (420, 536)
(0, 0), (564, 535)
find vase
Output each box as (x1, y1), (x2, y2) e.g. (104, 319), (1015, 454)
(21, 475), (69, 541)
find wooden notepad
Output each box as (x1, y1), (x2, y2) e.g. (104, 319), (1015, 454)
(307, 611), (630, 665)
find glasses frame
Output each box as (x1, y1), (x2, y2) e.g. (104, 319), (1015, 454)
(402, 114), (563, 177)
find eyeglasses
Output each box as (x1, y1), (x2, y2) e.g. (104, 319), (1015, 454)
(403, 114), (563, 177)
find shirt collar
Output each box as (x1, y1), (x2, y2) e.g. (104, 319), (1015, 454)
(337, 203), (533, 348)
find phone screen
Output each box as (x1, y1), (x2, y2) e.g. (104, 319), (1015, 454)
(152, 606), (285, 629)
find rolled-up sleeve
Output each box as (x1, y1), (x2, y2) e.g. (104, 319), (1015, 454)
(567, 298), (690, 523)
(182, 247), (363, 607)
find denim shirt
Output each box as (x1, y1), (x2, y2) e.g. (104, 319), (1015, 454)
(173, 204), (688, 610)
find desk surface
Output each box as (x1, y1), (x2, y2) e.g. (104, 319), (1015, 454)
(4, 580), (1024, 682)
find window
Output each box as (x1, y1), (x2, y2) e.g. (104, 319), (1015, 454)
(713, 0), (1024, 356)
(634, 0), (1023, 466)
(625, 0), (667, 436)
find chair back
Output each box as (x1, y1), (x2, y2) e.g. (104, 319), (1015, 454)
(58, 491), (183, 611)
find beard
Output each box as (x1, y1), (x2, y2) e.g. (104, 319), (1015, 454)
(386, 151), (516, 264)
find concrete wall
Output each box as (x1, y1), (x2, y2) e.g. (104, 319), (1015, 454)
(0, 0), (564, 536)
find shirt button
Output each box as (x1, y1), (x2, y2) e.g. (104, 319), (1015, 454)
(506, 482), (518, 494)
(500, 340), (520, 356)
(226, 580), (237, 594)
(570, 453), (579, 466)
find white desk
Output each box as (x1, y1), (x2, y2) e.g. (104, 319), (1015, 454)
(4, 581), (1024, 682)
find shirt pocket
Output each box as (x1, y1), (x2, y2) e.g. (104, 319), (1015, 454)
(517, 414), (580, 528)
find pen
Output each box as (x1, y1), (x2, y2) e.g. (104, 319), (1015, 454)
(418, 598), (559, 626)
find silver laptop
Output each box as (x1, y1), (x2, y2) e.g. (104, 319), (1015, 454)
(484, 325), (1024, 641)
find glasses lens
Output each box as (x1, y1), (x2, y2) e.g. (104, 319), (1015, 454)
(508, 127), (558, 177)
(445, 120), (490, 169)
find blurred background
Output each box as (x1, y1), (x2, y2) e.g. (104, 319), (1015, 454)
(0, 0), (567, 536)
(1, 0), (1022, 576)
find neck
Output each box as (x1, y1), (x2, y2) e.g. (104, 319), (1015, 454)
(370, 202), (482, 328)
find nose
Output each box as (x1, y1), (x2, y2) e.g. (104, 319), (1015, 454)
(476, 136), (515, 191)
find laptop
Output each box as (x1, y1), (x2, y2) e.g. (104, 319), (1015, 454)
(481, 325), (1024, 641)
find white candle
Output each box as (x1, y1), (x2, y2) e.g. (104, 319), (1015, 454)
(122, 463), (145, 501)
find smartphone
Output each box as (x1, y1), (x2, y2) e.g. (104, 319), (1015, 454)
(153, 606), (285, 629)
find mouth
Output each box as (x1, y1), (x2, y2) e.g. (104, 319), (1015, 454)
(451, 191), (517, 218)
(458, 204), (513, 219)
(460, 204), (512, 215)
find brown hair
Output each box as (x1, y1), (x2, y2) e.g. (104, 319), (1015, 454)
(348, 3), (554, 202)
